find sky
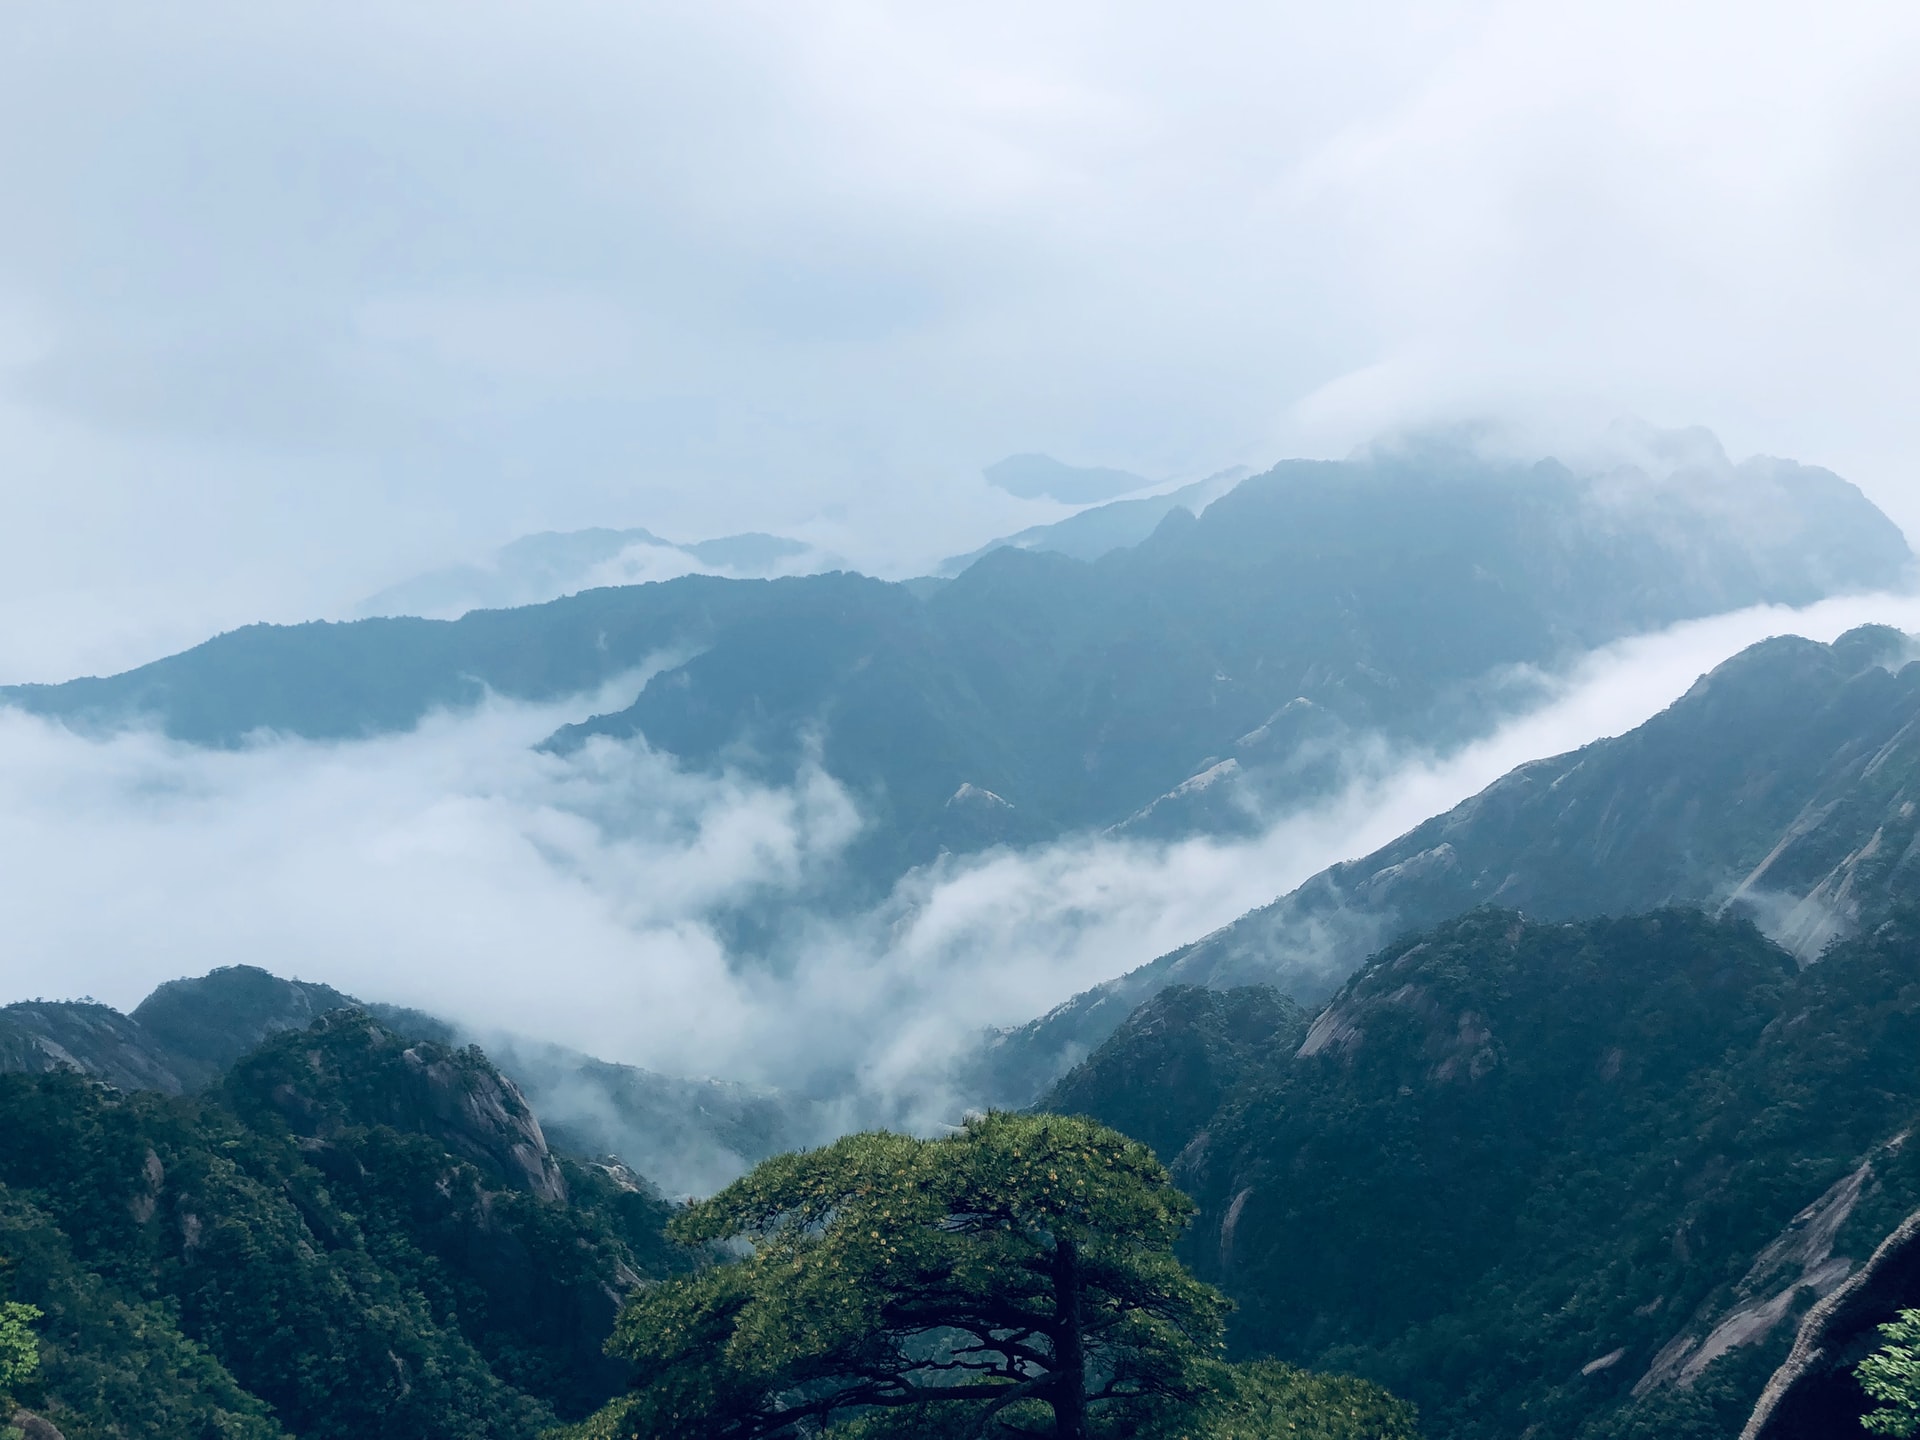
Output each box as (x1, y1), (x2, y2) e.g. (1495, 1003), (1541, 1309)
(2, 1), (1919, 681)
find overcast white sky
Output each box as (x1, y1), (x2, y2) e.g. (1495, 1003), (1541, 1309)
(3, 1), (1919, 679)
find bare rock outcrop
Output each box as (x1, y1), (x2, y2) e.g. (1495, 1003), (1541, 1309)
(236, 1009), (567, 1203)
(1634, 1147), (1888, 1397)
(0, 1002), (187, 1094)
(1742, 1201), (1920, 1439)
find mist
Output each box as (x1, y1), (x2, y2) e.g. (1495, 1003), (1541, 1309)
(3, 3), (1920, 681)
(5, 589), (1918, 1121)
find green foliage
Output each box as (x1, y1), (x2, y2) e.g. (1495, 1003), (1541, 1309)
(0, 1298), (39, 1399)
(582, 1113), (1231, 1438)
(1860, 1309), (1920, 1437)
(1013, 623), (1920, 1118)
(1043, 987), (1308, 1164)
(1195, 1360), (1421, 1439)
(1045, 906), (1920, 1440)
(798, 1360), (1422, 1440)
(131, 964), (358, 1088)
(0, 1012), (679, 1440)
(0, 1193), (288, 1440)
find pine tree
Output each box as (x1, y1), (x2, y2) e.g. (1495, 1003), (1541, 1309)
(1862, 1309), (1920, 1438)
(577, 1112), (1230, 1439)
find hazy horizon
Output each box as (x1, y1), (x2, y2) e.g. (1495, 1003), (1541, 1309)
(7, 0), (1920, 1104)
(3, 3), (1919, 681)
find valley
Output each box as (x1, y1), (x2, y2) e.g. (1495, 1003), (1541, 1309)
(11, 9), (1920, 1433)
(7, 437), (1920, 1437)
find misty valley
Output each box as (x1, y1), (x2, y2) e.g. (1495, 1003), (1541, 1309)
(11, 435), (1920, 1440)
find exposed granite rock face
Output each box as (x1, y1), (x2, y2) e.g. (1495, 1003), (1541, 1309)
(229, 1009), (568, 1203)
(1635, 1143), (1898, 1397)
(401, 1041), (569, 1204)
(490, 1038), (825, 1200)
(1743, 1202), (1920, 1439)
(11, 1411), (67, 1440)
(0, 1002), (188, 1094)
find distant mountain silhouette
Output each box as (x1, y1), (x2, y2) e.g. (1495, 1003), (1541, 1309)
(8, 438), (1912, 903)
(358, 525), (825, 618)
(982, 452), (1149, 502)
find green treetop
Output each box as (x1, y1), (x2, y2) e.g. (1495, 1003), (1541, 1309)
(577, 1112), (1231, 1439)
(0, 1299), (39, 1406)
(1862, 1309), (1920, 1438)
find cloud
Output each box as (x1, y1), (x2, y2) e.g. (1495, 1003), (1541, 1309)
(2, 3), (1920, 678)
(9, 590), (1920, 1128)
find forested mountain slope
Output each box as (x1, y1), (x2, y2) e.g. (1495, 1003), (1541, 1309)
(1041, 905), (1920, 1440)
(985, 623), (1920, 1102)
(0, 571), (793, 745)
(6, 444), (1907, 895)
(0, 1010), (679, 1439)
(550, 448), (1912, 880)
(0, 1002), (190, 1095)
(0, 964), (818, 1198)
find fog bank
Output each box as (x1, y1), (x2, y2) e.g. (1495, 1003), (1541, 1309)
(6, 591), (1920, 1111)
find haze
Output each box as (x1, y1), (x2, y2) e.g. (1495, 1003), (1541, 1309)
(3, 2), (1919, 679)
(4, 591), (1914, 1108)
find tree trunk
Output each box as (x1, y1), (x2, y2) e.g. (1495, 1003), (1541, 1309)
(1051, 1238), (1087, 1440)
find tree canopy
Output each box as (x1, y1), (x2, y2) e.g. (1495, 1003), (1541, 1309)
(0, 1299), (38, 1401)
(576, 1112), (1232, 1439)
(1861, 1309), (1920, 1438)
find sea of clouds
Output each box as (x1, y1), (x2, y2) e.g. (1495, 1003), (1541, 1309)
(7, 591), (1920, 1115)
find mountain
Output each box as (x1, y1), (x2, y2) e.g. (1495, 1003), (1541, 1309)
(937, 467), (1248, 574)
(0, 966), (450, 1100)
(0, 964), (816, 1198)
(6, 440), (1911, 902)
(357, 525), (824, 619)
(131, 966), (362, 1088)
(467, 1036), (830, 1199)
(1, 571), (799, 743)
(981, 452), (1150, 503)
(556, 444), (1913, 889)
(1039, 904), (1920, 1440)
(0, 1009), (680, 1440)
(985, 623), (1920, 1102)
(1040, 985), (1307, 1166)
(0, 1001), (189, 1095)
(1744, 1200), (1920, 1438)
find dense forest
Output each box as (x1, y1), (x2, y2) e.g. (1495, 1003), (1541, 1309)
(0, 1012), (680, 1439)
(1041, 907), (1920, 1438)
(9, 899), (1920, 1436)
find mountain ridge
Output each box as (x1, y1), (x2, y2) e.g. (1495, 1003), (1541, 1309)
(0, 964), (818, 1198)
(5, 444), (1909, 904)
(1038, 903), (1920, 1439)
(0, 1006), (683, 1439)
(976, 622), (1920, 1104)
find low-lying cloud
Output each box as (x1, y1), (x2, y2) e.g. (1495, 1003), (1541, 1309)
(8, 590), (1920, 1123)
